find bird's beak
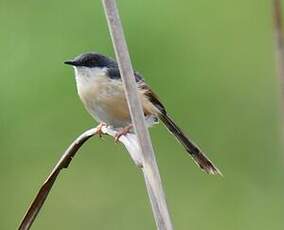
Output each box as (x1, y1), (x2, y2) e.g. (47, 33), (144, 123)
(64, 60), (77, 66)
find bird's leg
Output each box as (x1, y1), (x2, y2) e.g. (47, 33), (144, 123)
(114, 124), (133, 143)
(96, 122), (107, 138)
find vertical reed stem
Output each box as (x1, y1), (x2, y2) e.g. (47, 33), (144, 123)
(102, 1), (173, 229)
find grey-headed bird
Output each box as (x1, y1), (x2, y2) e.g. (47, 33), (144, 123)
(64, 52), (221, 175)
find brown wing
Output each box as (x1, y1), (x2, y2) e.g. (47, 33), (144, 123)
(133, 71), (166, 115)
(138, 82), (166, 115)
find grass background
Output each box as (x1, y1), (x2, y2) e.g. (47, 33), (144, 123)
(0, 0), (283, 229)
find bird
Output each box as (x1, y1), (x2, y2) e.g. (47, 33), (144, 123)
(64, 52), (221, 175)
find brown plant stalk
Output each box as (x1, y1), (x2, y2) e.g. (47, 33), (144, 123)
(18, 126), (143, 230)
(102, 0), (173, 229)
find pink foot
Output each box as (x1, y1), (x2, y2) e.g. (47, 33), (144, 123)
(96, 122), (106, 138)
(114, 125), (133, 143)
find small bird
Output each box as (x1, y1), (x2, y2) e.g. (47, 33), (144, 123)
(64, 52), (221, 175)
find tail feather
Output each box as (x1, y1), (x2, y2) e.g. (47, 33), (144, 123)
(159, 113), (222, 175)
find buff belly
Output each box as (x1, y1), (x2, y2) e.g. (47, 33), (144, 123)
(76, 74), (159, 129)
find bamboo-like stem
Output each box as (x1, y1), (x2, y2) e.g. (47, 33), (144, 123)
(272, 0), (284, 148)
(273, 0), (284, 103)
(18, 126), (144, 230)
(102, 1), (173, 229)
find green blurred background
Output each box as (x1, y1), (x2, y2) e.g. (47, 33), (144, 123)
(1, 0), (284, 229)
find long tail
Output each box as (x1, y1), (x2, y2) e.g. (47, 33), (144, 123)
(159, 113), (222, 175)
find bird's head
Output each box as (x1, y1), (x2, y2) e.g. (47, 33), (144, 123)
(64, 52), (117, 79)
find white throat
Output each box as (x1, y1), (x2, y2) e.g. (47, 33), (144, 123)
(74, 66), (107, 85)
(74, 66), (107, 81)
(74, 66), (107, 89)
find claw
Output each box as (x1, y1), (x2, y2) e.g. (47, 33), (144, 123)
(114, 125), (133, 143)
(96, 122), (107, 138)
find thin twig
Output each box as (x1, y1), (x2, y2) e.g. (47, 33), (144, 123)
(102, 1), (173, 229)
(18, 126), (143, 230)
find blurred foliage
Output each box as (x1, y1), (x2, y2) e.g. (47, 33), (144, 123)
(0, 0), (284, 229)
